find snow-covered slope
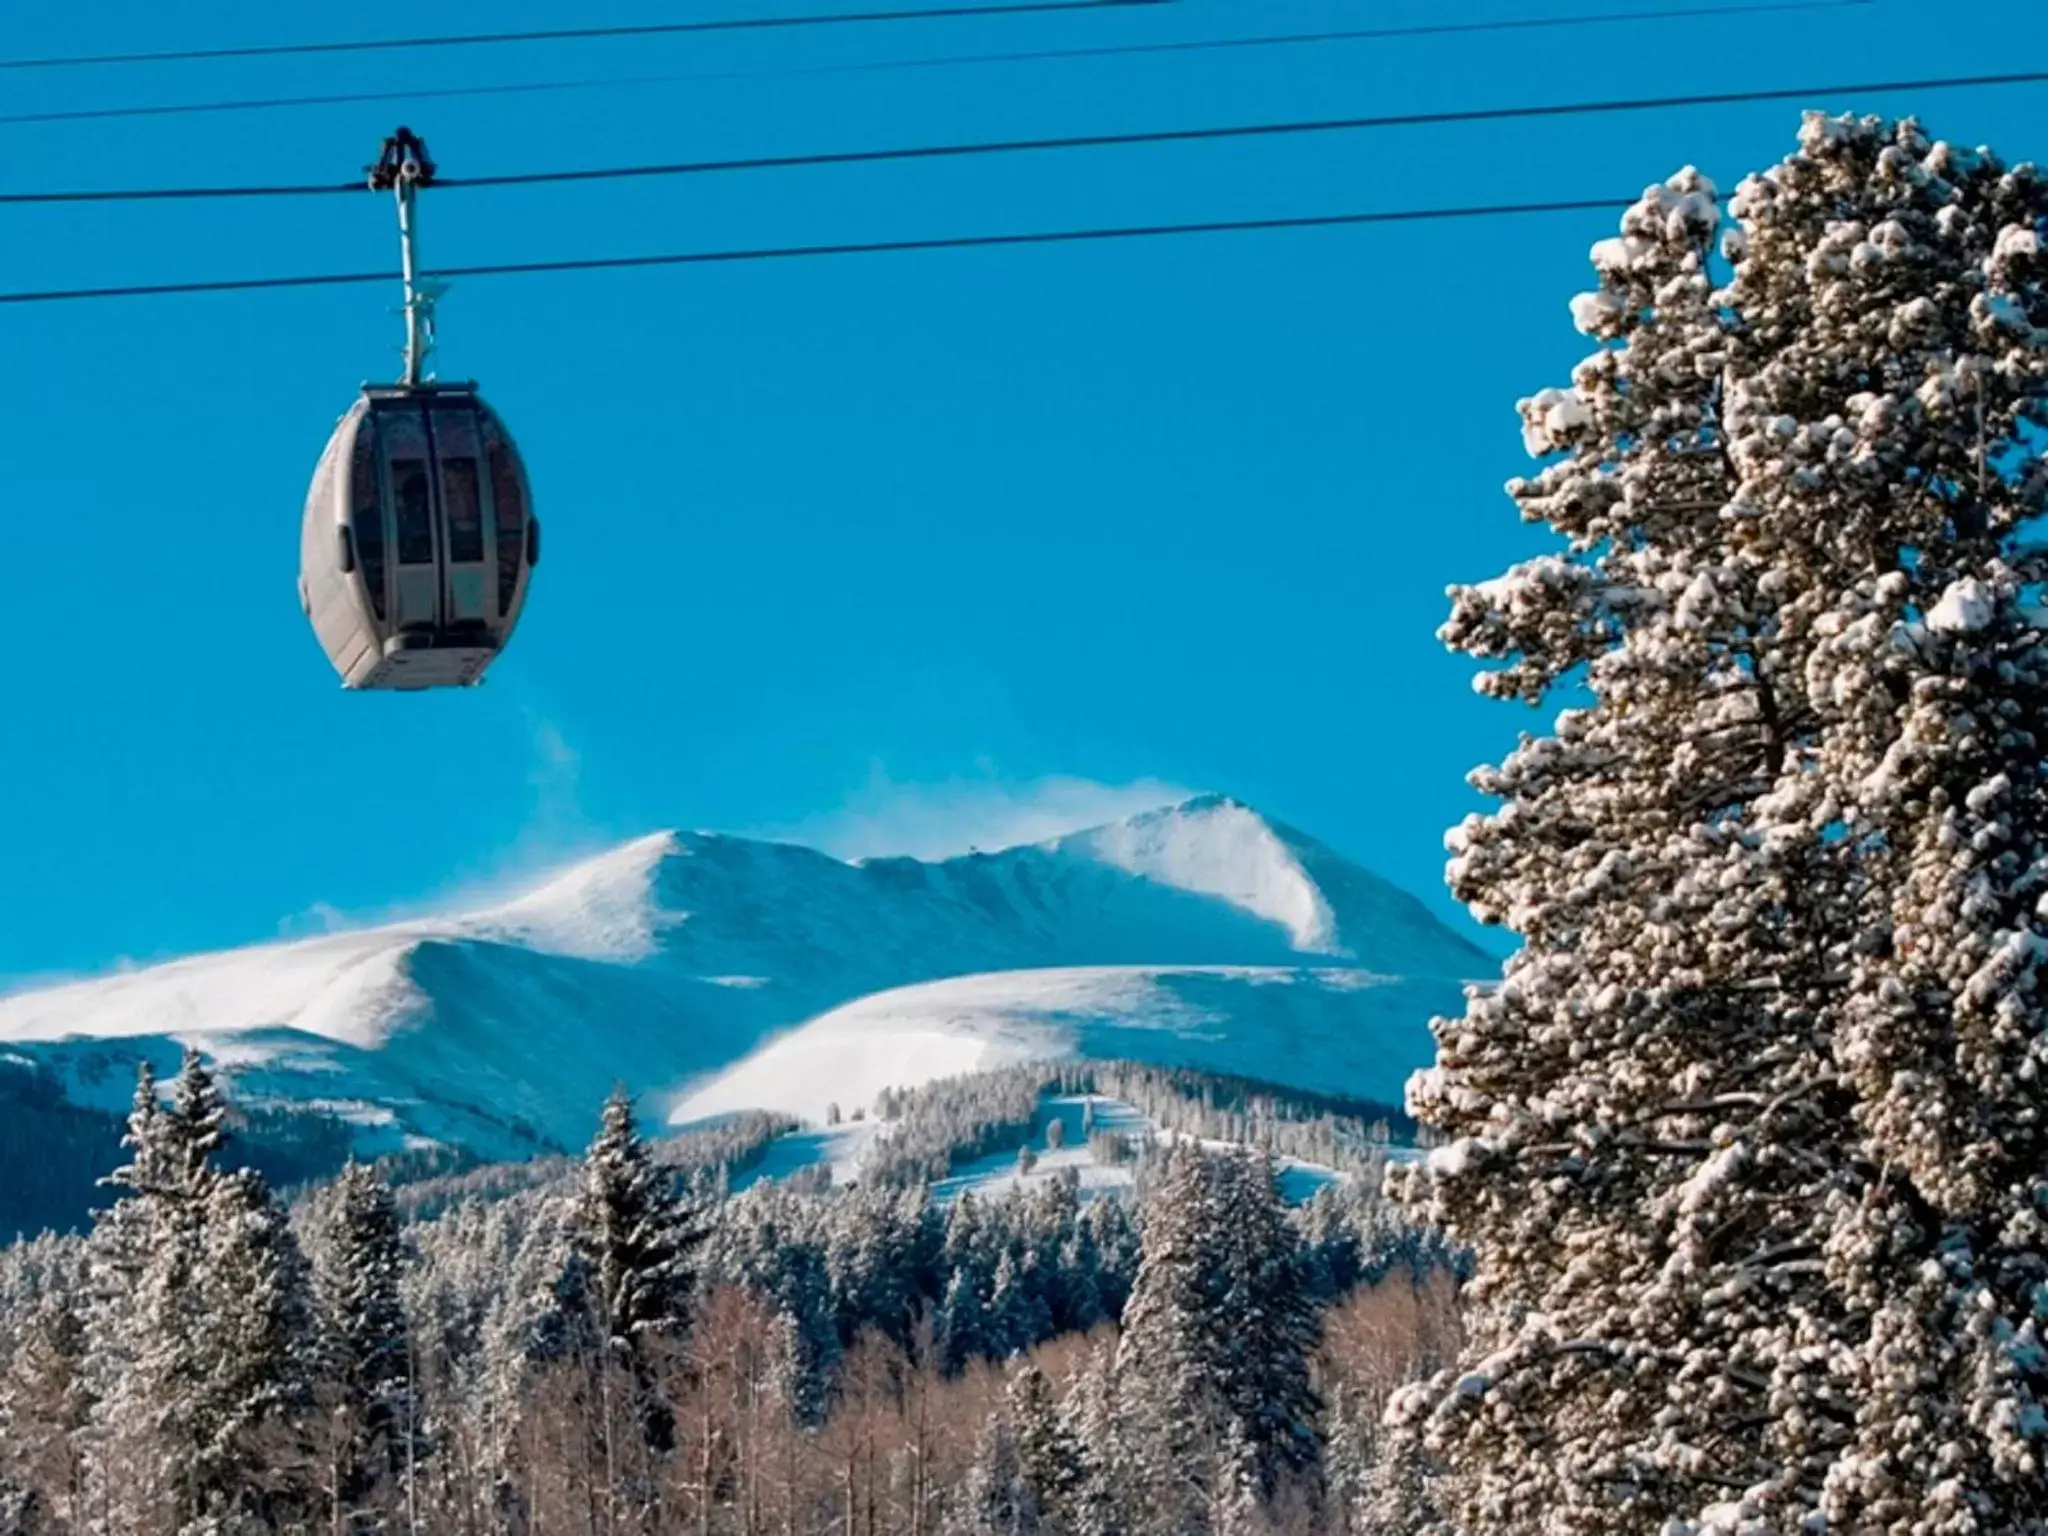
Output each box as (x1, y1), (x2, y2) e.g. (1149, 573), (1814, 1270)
(0, 796), (1485, 1157)
(671, 966), (1445, 1127)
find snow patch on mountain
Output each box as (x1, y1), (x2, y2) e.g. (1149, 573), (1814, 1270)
(670, 964), (1439, 1127)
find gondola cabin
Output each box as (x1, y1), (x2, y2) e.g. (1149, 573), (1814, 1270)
(299, 382), (538, 689)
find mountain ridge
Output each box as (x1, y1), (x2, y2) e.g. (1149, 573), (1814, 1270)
(0, 796), (1483, 1157)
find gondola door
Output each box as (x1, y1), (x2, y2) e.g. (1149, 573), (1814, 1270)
(378, 402), (443, 636)
(429, 403), (491, 634)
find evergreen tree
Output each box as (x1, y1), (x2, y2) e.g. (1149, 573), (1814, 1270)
(312, 1160), (415, 1526)
(1214, 1422), (1262, 1536)
(1401, 111), (2048, 1532)
(941, 1190), (987, 1278)
(571, 1086), (708, 1469)
(1058, 1345), (1127, 1536)
(167, 1046), (226, 1192)
(110, 1060), (175, 1198)
(575, 1087), (704, 1352)
(1208, 1152), (1321, 1497)
(0, 1294), (89, 1527)
(986, 1249), (1051, 1360)
(195, 1165), (315, 1523)
(1011, 1361), (1083, 1531)
(936, 1267), (985, 1375)
(953, 1408), (1024, 1536)
(1320, 1384), (1367, 1536)
(84, 1051), (314, 1533)
(1115, 1142), (1225, 1533)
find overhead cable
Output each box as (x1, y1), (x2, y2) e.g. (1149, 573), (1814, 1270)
(4, 62), (2041, 206)
(0, 0), (1165, 71)
(0, 0), (1872, 128)
(0, 197), (1641, 306)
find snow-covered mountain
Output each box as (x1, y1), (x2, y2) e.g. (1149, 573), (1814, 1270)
(0, 796), (1487, 1159)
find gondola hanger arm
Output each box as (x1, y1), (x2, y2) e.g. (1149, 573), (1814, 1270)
(368, 129), (442, 386)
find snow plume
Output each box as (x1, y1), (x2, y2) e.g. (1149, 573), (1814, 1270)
(785, 770), (1200, 861)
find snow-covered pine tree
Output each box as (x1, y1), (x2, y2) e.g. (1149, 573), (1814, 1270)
(1208, 1151), (1321, 1499)
(167, 1044), (226, 1192)
(195, 1163), (315, 1525)
(952, 1407), (1024, 1536)
(936, 1266), (986, 1375)
(1115, 1140), (1224, 1534)
(1081, 1194), (1139, 1325)
(572, 1086), (707, 1476)
(1318, 1384), (1365, 1536)
(823, 1182), (927, 1348)
(575, 1087), (705, 1354)
(84, 1050), (316, 1532)
(942, 1189), (988, 1278)
(1058, 1344), (1128, 1536)
(1010, 1361), (1083, 1530)
(312, 1159), (416, 1526)
(0, 1294), (89, 1529)
(1397, 111), (2048, 1533)
(987, 1249), (1053, 1361)
(80, 1060), (186, 1529)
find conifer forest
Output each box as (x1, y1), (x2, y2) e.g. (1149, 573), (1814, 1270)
(0, 1051), (1455, 1535)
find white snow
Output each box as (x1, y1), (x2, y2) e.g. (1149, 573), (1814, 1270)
(0, 926), (428, 1050)
(1570, 289), (1624, 335)
(668, 965), (1433, 1128)
(1995, 225), (2041, 262)
(724, 1122), (880, 1191)
(1057, 796), (1345, 954)
(1928, 577), (1996, 635)
(931, 1096), (1153, 1203)
(473, 832), (684, 960)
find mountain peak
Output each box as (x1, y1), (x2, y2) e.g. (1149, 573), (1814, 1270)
(1159, 791), (1251, 816)
(476, 832), (682, 961)
(1054, 795), (1341, 954)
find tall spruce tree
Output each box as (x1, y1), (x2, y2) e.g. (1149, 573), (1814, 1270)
(953, 1408), (1024, 1536)
(312, 1160), (415, 1526)
(196, 1164), (314, 1520)
(84, 1049), (313, 1533)
(575, 1088), (703, 1353)
(1396, 112), (2048, 1533)
(1115, 1144), (1321, 1530)
(1058, 1345), (1127, 1536)
(571, 1085), (707, 1471)
(936, 1267), (986, 1375)
(1208, 1151), (1321, 1499)
(1010, 1361), (1082, 1532)
(1115, 1141), (1226, 1534)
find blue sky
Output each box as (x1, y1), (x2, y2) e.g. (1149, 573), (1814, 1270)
(0, 0), (2036, 979)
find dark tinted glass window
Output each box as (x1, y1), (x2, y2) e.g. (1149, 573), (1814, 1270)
(489, 443), (526, 612)
(349, 426), (387, 618)
(393, 460), (434, 565)
(442, 457), (484, 563)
